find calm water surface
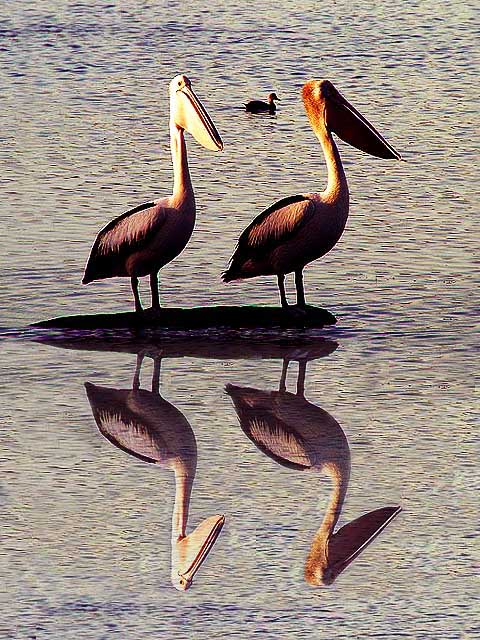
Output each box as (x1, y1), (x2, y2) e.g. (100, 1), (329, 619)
(0, 1), (477, 639)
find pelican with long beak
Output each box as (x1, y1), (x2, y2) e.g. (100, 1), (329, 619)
(85, 354), (225, 590)
(83, 74), (223, 312)
(223, 79), (401, 310)
(226, 359), (401, 586)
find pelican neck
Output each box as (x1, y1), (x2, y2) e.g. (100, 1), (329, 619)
(316, 124), (349, 203)
(170, 121), (194, 203)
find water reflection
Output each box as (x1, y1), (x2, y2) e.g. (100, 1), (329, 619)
(32, 330), (338, 361)
(226, 359), (401, 586)
(35, 332), (400, 588)
(85, 353), (224, 591)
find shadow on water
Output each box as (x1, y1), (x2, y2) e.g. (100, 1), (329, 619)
(226, 359), (401, 586)
(29, 329), (339, 362)
(85, 352), (224, 591)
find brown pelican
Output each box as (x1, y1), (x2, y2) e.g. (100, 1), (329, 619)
(224, 80), (401, 310)
(245, 92), (280, 114)
(83, 74), (223, 313)
(226, 359), (401, 586)
(85, 353), (225, 590)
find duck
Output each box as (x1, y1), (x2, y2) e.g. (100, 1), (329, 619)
(245, 92), (280, 114)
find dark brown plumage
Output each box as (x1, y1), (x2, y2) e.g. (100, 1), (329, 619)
(245, 92), (279, 114)
(82, 201), (158, 283)
(222, 195), (313, 282)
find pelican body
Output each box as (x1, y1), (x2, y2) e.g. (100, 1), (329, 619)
(245, 92), (280, 114)
(226, 359), (401, 586)
(225, 80), (401, 309)
(83, 74), (223, 313)
(85, 354), (224, 591)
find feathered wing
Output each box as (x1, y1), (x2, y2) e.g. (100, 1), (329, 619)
(223, 195), (314, 281)
(245, 100), (268, 111)
(83, 200), (167, 283)
(225, 384), (314, 470)
(84, 382), (166, 464)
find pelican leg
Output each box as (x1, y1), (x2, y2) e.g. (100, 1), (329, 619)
(295, 269), (306, 308)
(133, 352), (144, 389)
(131, 276), (143, 313)
(150, 272), (161, 311)
(297, 361), (307, 397)
(279, 358), (290, 392)
(152, 357), (162, 394)
(277, 274), (288, 309)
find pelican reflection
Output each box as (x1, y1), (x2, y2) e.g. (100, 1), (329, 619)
(226, 359), (400, 586)
(85, 353), (224, 591)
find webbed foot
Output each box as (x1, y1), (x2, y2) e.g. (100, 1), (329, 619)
(285, 304), (309, 319)
(143, 306), (163, 318)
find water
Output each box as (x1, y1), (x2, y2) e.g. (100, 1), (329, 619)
(0, 1), (478, 638)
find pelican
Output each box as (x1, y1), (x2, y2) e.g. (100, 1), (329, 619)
(85, 353), (225, 590)
(224, 80), (401, 310)
(226, 359), (401, 586)
(83, 74), (223, 313)
(245, 92), (280, 114)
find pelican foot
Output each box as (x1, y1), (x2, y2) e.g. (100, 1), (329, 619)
(142, 306), (163, 318)
(285, 305), (309, 319)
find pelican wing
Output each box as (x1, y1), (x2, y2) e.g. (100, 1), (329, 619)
(226, 384), (314, 470)
(244, 195), (314, 251)
(85, 382), (166, 463)
(246, 413), (313, 469)
(224, 195), (314, 280)
(83, 200), (167, 283)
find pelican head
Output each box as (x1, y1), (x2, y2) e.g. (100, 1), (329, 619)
(302, 79), (401, 160)
(171, 514), (225, 591)
(170, 74), (223, 152)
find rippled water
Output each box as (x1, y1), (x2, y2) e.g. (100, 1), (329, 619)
(0, 2), (477, 639)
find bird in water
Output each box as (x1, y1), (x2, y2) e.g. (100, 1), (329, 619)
(224, 79), (401, 311)
(226, 358), (401, 586)
(85, 353), (225, 591)
(83, 74), (223, 313)
(245, 92), (280, 114)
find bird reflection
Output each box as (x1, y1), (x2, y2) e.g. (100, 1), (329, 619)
(85, 353), (224, 591)
(226, 359), (401, 586)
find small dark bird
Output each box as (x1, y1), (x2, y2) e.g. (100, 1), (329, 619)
(245, 92), (280, 114)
